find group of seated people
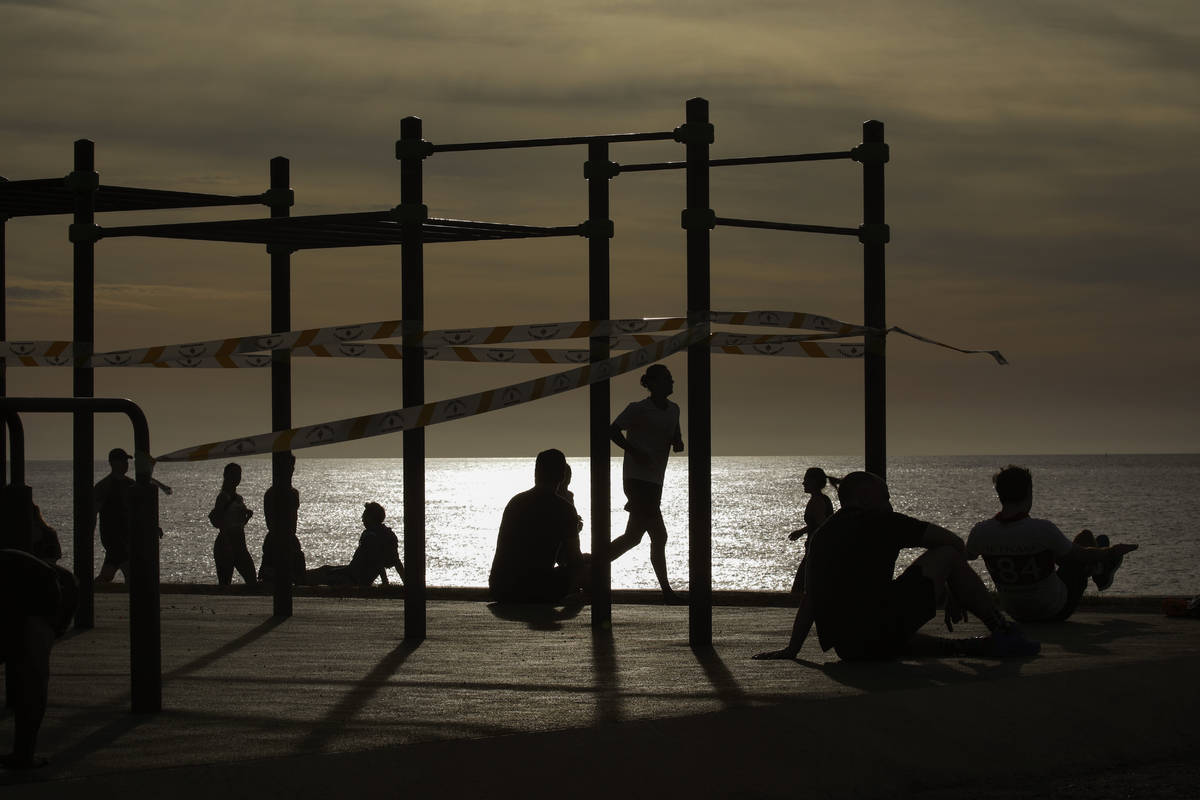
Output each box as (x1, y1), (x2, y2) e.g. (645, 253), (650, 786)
(754, 464), (1137, 661)
(486, 451), (1138, 663)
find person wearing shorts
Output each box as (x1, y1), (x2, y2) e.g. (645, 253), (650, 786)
(754, 472), (1040, 662)
(608, 364), (684, 602)
(967, 465), (1137, 622)
(489, 449), (590, 604)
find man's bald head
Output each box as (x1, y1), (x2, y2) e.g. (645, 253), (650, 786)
(836, 471), (891, 511)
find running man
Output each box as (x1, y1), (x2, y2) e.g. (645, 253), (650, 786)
(609, 364), (684, 602)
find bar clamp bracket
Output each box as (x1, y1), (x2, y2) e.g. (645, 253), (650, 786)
(395, 139), (434, 161)
(851, 142), (890, 166)
(680, 208), (716, 231)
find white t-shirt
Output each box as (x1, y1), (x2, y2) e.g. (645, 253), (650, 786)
(614, 398), (680, 485)
(967, 517), (1075, 620)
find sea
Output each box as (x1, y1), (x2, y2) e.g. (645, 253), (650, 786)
(22, 454), (1200, 596)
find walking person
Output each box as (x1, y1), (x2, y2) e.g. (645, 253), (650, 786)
(208, 462), (257, 587)
(789, 467), (838, 594)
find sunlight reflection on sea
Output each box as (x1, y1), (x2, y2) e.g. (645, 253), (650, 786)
(25, 454), (1200, 595)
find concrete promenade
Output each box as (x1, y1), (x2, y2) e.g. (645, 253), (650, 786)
(3, 589), (1199, 798)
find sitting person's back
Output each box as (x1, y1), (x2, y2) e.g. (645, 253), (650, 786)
(307, 502), (404, 587)
(489, 449), (588, 603)
(346, 503), (404, 586)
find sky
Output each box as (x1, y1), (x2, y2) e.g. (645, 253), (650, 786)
(2, 0), (1198, 460)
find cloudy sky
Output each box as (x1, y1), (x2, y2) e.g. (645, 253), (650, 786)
(3, 0), (1197, 459)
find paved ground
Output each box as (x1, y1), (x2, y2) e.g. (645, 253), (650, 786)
(2, 590), (1199, 798)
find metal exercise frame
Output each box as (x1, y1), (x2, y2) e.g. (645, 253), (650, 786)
(1, 97), (887, 648)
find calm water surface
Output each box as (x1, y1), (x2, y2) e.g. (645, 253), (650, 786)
(24, 454), (1200, 596)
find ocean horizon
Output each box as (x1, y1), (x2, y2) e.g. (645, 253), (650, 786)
(20, 453), (1199, 596)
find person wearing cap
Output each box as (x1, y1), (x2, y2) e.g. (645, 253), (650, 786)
(93, 447), (172, 583)
(305, 502), (404, 587)
(93, 448), (136, 583)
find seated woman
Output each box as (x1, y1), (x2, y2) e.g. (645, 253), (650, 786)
(306, 502), (405, 587)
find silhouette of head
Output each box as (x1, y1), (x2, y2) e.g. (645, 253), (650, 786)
(836, 471), (890, 511)
(534, 448), (568, 488)
(223, 462), (242, 487)
(108, 447), (131, 475)
(802, 467), (828, 491)
(993, 465), (1032, 505)
(363, 501), (385, 525)
(276, 452), (296, 479)
(640, 364), (673, 396)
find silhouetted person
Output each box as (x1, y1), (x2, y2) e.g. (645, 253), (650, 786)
(489, 449), (590, 604)
(608, 364), (684, 601)
(208, 463), (257, 587)
(557, 462), (584, 535)
(93, 447), (171, 583)
(967, 465), (1137, 622)
(307, 502), (405, 587)
(1, 548), (78, 770)
(789, 467), (839, 593)
(93, 448), (135, 583)
(28, 503), (61, 563)
(258, 453), (306, 586)
(754, 471), (1040, 661)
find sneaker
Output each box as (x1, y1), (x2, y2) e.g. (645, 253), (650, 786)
(1092, 533), (1124, 591)
(986, 625), (1041, 658)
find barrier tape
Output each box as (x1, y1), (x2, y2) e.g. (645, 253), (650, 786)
(1, 336), (865, 368)
(890, 327), (1007, 365)
(154, 325), (708, 462)
(0, 309), (864, 366)
(0, 314), (1004, 367)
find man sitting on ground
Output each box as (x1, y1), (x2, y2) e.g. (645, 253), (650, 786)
(754, 471), (1040, 661)
(966, 465), (1137, 623)
(489, 449), (590, 604)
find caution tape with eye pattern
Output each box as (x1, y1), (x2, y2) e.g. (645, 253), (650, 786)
(0, 312), (1004, 367)
(0, 310), (865, 366)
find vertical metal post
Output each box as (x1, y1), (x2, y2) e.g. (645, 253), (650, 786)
(269, 156), (294, 618)
(71, 139), (97, 629)
(861, 121), (887, 481)
(1, 214), (6, 485)
(683, 98), (713, 646)
(586, 141), (613, 629)
(130, 441), (161, 713)
(399, 116), (427, 641)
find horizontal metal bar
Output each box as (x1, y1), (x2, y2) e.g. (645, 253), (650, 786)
(620, 151), (854, 173)
(714, 217), (859, 237)
(431, 131), (677, 153)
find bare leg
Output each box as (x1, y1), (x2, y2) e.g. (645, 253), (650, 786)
(646, 518), (678, 600)
(909, 546), (1008, 631)
(95, 558), (120, 584)
(609, 514), (647, 561)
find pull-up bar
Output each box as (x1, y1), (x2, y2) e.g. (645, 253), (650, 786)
(620, 150), (855, 173)
(425, 130), (678, 154)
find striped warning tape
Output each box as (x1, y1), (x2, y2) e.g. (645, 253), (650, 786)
(890, 327), (1007, 365)
(0, 313), (1005, 367)
(154, 325), (707, 462)
(56, 336), (864, 368)
(0, 310), (865, 366)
